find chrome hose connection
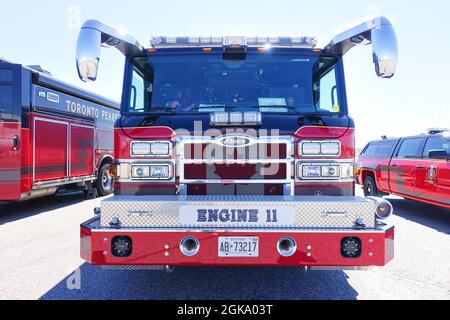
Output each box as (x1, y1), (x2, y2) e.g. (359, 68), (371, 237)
(180, 237), (200, 257)
(277, 237), (297, 257)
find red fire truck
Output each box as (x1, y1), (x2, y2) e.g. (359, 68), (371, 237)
(0, 59), (119, 202)
(357, 130), (450, 209)
(77, 17), (398, 269)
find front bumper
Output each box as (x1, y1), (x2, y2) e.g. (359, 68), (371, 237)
(80, 218), (394, 267)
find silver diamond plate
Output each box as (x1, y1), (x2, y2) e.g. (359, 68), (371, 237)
(101, 265), (166, 271)
(308, 266), (372, 271)
(100, 196), (376, 229)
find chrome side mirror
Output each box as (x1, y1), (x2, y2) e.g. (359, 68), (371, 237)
(76, 26), (101, 82)
(326, 16), (398, 79)
(76, 20), (143, 82)
(371, 20), (398, 78)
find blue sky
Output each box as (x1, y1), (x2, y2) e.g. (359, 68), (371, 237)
(1, 0), (449, 148)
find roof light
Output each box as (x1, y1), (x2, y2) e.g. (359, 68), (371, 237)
(150, 36), (318, 48)
(223, 36), (247, 47)
(210, 112), (262, 127)
(247, 36), (318, 47)
(229, 112), (243, 123)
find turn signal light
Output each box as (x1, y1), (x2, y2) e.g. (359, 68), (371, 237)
(353, 164), (361, 177)
(109, 164), (118, 177)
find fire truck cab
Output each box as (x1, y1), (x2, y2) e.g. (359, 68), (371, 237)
(77, 17), (398, 269)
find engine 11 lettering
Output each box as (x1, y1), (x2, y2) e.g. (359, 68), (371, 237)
(197, 209), (279, 223)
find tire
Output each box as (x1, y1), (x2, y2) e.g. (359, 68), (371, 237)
(363, 176), (381, 197)
(96, 163), (114, 196)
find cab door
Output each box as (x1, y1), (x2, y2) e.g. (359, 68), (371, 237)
(436, 161), (450, 207)
(416, 136), (450, 207)
(0, 62), (22, 201)
(389, 137), (424, 198)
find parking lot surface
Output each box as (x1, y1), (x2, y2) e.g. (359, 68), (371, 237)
(0, 190), (449, 300)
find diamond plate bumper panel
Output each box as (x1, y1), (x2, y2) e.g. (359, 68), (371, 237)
(99, 195), (377, 229)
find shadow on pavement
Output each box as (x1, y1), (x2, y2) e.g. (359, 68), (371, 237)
(0, 190), (89, 225)
(388, 198), (450, 234)
(41, 264), (359, 300)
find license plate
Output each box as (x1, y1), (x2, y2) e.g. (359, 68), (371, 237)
(218, 237), (259, 257)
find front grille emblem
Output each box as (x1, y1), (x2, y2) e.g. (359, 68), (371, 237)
(219, 136), (251, 147)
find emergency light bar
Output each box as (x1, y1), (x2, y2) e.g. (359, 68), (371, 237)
(150, 36), (318, 48)
(428, 128), (448, 135)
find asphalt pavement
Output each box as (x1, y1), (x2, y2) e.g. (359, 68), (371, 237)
(0, 189), (449, 300)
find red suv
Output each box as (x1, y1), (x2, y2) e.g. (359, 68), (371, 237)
(357, 130), (450, 209)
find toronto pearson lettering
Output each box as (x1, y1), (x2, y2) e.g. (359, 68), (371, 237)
(66, 99), (118, 122)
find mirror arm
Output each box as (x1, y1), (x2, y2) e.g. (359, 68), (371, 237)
(325, 16), (398, 79)
(82, 20), (143, 56)
(76, 19), (143, 82)
(325, 16), (391, 55)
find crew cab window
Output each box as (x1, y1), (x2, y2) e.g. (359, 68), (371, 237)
(422, 137), (450, 158)
(0, 84), (13, 121)
(376, 141), (396, 157)
(396, 138), (423, 159)
(361, 143), (378, 157)
(360, 141), (396, 158)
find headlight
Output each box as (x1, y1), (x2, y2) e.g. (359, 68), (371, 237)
(300, 141), (341, 156)
(150, 142), (171, 156)
(301, 142), (321, 156)
(321, 165), (340, 178)
(321, 142), (340, 156)
(302, 165), (322, 178)
(150, 165), (171, 179)
(131, 143), (151, 156)
(131, 164), (173, 180)
(131, 165), (151, 179)
(299, 163), (352, 180)
(131, 141), (171, 157)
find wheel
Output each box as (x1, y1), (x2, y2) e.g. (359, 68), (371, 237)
(363, 176), (380, 197)
(96, 163), (114, 196)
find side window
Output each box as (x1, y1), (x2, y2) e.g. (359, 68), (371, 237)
(0, 84), (13, 121)
(376, 141), (396, 158)
(422, 137), (450, 158)
(129, 69), (145, 113)
(361, 143), (378, 157)
(396, 138), (423, 159)
(316, 68), (339, 113)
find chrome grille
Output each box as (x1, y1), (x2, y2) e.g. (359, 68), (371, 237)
(177, 136), (295, 195)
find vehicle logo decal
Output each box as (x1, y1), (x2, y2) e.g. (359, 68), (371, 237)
(46, 92), (60, 103)
(427, 166), (437, 184)
(219, 136), (252, 147)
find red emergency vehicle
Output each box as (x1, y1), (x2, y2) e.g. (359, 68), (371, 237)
(76, 17), (398, 269)
(0, 59), (119, 202)
(358, 130), (450, 209)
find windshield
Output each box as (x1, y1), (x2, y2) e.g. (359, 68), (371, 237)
(128, 49), (343, 115)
